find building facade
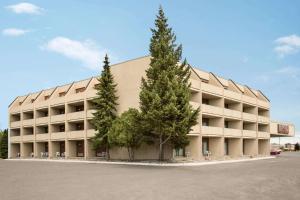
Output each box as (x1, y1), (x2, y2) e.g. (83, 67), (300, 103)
(8, 56), (295, 160)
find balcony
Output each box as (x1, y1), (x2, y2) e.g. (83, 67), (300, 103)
(23, 119), (34, 126)
(243, 113), (257, 122)
(36, 117), (49, 125)
(36, 133), (49, 141)
(35, 101), (48, 109)
(224, 109), (242, 119)
(67, 130), (85, 139)
(258, 131), (270, 139)
(201, 83), (223, 96)
(10, 136), (21, 142)
(242, 95), (257, 105)
(10, 121), (21, 128)
(67, 111), (85, 121)
(258, 116), (269, 124)
(49, 96), (66, 106)
(22, 135), (34, 141)
(51, 114), (65, 123)
(258, 99), (270, 109)
(87, 129), (96, 138)
(224, 128), (242, 137)
(87, 109), (96, 119)
(190, 79), (201, 91)
(201, 126), (223, 136)
(51, 132), (66, 140)
(202, 104), (223, 116)
(224, 90), (242, 101)
(243, 130), (257, 138)
(190, 102), (200, 110)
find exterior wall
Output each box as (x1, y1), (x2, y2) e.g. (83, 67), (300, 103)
(8, 56), (295, 160)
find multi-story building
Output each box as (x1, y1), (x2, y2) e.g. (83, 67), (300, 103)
(8, 56), (295, 160)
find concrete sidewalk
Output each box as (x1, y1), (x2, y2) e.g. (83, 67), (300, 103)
(7, 156), (275, 167)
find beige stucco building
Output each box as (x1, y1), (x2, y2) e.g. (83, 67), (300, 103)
(8, 56), (295, 160)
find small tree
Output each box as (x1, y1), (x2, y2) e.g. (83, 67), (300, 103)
(139, 7), (199, 161)
(108, 108), (144, 161)
(92, 55), (118, 160)
(0, 129), (8, 159)
(295, 143), (300, 151)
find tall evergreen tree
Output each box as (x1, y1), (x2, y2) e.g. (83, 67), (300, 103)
(0, 129), (8, 159)
(139, 7), (199, 161)
(92, 55), (118, 160)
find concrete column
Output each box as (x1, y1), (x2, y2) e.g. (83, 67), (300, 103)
(258, 139), (270, 155)
(243, 139), (258, 156)
(209, 137), (224, 159)
(228, 138), (242, 158)
(186, 136), (202, 160)
(34, 142), (39, 158)
(65, 139), (70, 158)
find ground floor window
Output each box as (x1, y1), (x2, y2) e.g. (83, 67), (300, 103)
(224, 138), (229, 155)
(202, 138), (209, 156)
(173, 148), (185, 157)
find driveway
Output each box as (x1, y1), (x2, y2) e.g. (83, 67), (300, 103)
(0, 152), (299, 200)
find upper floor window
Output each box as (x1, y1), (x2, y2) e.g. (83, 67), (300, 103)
(44, 95), (50, 100)
(59, 92), (66, 97)
(75, 87), (86, 93)
(94, 84), (100, 89)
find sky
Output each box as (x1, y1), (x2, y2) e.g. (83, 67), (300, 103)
(0, 0), (299, 143)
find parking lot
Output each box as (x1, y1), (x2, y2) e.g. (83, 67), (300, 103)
(0, 152), (300, 200)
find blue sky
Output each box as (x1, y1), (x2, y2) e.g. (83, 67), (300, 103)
(0, 1), (299, 143)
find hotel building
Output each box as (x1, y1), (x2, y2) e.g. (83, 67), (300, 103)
(8, 56), (295, 160)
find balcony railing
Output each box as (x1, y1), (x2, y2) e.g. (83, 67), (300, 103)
(22, 103), (34, 111)
(224, 128), (242, 137)
(190, 124), (200, 134)
(201, 126), (223, 136)
(202, 104), (223, 116)
(36, 117), (49, 125)
(243, 130), (257, 138)
(87, 129), (96, 138)
(242, 112), (257, 122)
(67, 130), (85, 139)
(67, 111), (85, 121)
(10, 121), (21, 128)
(23, 119), (34, 126)
(258, 100), (270, 109)
(68, 93), (85, 102)
(22, 134), (34, 141)
(190, 79), (201, 91)
(258, 131), (270, 139)
(242, 95), (257, 105)
(10, 136), (21, 142)
(224, 109), (242, 119)
(36, 133), (49, 141)
(51, 132), (66, 140)
(51, 114), (65, 123)
(258, 116), (269, 124)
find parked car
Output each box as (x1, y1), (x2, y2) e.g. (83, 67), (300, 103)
(270, 149), (281, 155)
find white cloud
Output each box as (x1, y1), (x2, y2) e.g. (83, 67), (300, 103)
(2, 28), (29, 36)
(42, 37), (110, 70)
(275, 66), (300, 78)
(274, 34), (300, 57)
(6, 2), (43, 14)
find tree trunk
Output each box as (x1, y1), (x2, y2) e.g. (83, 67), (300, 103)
(159, 135), (164, 161)
(106, 144), (110, 160)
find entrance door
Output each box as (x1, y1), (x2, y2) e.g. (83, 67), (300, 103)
(44, 142), (49, 153)
(224, 138), (229, 155)
(76, 141), (84, 157)
(202, 138), (209, 155)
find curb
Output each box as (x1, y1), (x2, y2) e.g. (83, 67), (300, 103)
(6, 156), (275, 167)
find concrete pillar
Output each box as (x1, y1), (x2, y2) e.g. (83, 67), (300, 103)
(258, 139), (270, 155)
(209, 137), (224, 159)
(228, 138), (243, 158)
(243, 139), (258, 156)
(65, 139), (70, 158)
(186, 136), (202, 160)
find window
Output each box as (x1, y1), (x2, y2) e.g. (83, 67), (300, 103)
(44, 127), (48, 133)
(44, 95), (50, 100)
(225, 121), (229, 128)
(76, 123), (84, 130)
(59, 125), (65, 132)
(202, 99), (209, 105)
(94, 84), (100, 89)
(59, 108), (65, 114)
(31, 99), (35, 103)
(19, 102), (23, 105)
(75, 87), (86, 93)
(202, 118), (209, 126)
(225, 103), (229, 109)
(75, 105), (84, 112)
(59, 92), (66, 97)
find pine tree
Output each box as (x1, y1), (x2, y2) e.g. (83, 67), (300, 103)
(92, 55), (118, 160)
(139, 7), (199, 161)
(0, 129), (8, 159)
